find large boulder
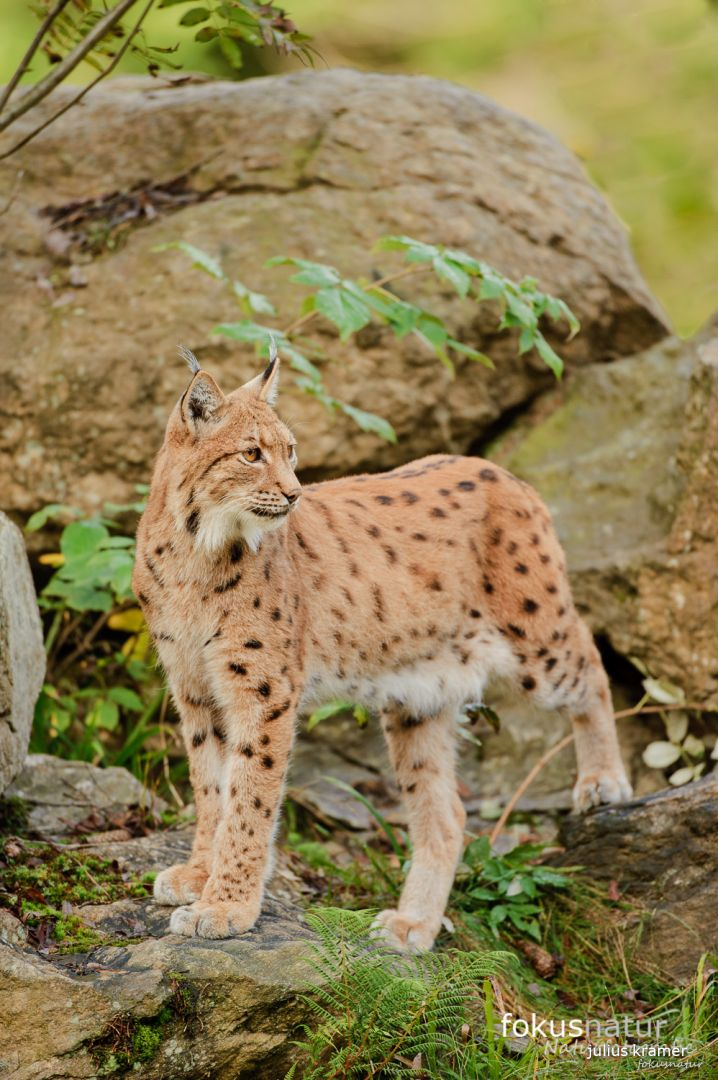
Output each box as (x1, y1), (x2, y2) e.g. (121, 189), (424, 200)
(0, 69), (667, 529)
(558, 774), (718, 984)
(494, 317), (718, 707)
(0, 513), (45, 795)
(0, 894), (314, 1080)
(0, 756), (315, 1079)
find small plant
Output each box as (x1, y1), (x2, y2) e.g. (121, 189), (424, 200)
(25, 496), (181, 788)
(631, 659), (717, 787)
(158, 234), (580, 442)
(453, 837), (571, 943)
(287, 907), (514, 1080)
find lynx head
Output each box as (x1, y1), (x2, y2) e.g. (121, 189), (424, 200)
(162, 345), (301, 554)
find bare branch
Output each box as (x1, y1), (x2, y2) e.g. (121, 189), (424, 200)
(0, 0), (155, 161)
(0, 0), (142, 138)
(0, 0), (74, 114)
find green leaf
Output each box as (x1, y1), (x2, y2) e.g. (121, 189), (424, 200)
(488, 904), (508, 927)
(25, 503), (79, 532)
(478, 277), (504, 301)
(307, 699), (354, 731)
(520, 874), (537, 898)
(232, 279), (274, 315)
(518, 326), (535, 355)
(531, 867), (570, 889)
(60, 520), (109, 563)
(107, 687), (144, 712)
(447, 339), (495, 369)
(338, 402), (397, 444)
(195, 26), (218, 41)
(534, 334), (564, 379)
(505, 292), (536, 327)
(463, 836), (491, 865)
(266, 256), (341, 288)
(43, 579), (114, 612)
(414, 313), (453, 371)
(219, 33), (244, 69)
(111, 561), (134, 599)
(94, 699), (120, 731)
(179, 6), (209, 25)
(466, 886), (497, 902)
(153, 241), (225, 281)
(375, 235), (439, 263)
(314, 288), (372, 339)
(281, 345), (322, 383)
(433, 256), (471, 297)
(213, 320), (271, 343)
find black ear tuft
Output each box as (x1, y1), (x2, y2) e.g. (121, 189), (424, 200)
(261, 352), (278, 385)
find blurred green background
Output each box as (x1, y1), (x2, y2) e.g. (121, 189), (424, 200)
(1, 0), (716, 334)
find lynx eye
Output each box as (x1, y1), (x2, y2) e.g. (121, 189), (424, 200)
(289, 445), (298, 465)
(241, 447), (262, 464)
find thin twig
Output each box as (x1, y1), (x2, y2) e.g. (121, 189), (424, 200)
(0, 0), (141, 138)
(489, 733), (574, 847)
(48, 609), (85, 669)
(0, 0), (73, 113)
(613, 701), (712, 721)
(0, 167), (24, 216)
(0, 0), (155, 161)
(488, 701), (715, 847)
(53, 608), (115, 680)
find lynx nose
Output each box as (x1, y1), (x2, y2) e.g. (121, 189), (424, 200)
(283, 489), (301, 506)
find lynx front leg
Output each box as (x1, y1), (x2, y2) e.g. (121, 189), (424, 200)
(170, 689), (296, 939)
(375, 707), (466, 952)
(153, 693), (224, 906)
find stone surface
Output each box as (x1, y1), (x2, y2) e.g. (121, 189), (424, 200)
(0, 70), (667, 532)
(558, 773), (718, 984)
(494, 317), (718, 706)
(0, 513), (45, 795)
(7, 754), (167, 839)
(0, 896), (314, 1080)
(0, 909), (27, 948)
(0, 818), (314, 1079)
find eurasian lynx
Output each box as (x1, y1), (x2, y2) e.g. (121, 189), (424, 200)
(134, 349), (631, 950)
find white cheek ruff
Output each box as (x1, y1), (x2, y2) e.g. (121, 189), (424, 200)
(195, 502), (285, 555)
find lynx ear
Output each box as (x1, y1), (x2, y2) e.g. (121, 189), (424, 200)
(181, 369), (226, 425)
(240, 343), (280, 407)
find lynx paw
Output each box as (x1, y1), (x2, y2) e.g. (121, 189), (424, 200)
(153, 863), (208, 906)
(169, 900), (260, 939)
(371, 909), (438, 953)
(573, 769), (633, 813)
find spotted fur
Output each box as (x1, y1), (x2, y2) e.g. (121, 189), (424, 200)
(134, 359), (631, 948)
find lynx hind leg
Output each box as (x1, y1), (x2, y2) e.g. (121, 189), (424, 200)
(373, 707), (466, 953)
(567, 636), (632, 813)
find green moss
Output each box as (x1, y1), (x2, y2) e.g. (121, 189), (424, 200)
(130, 1023), (163, 1063)
(53, 915), (106, 954)
(0, 840), (153, 953)
(89, 1006), (176, 1075)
